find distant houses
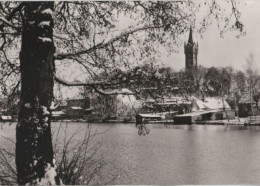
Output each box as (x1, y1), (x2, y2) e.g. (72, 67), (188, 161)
(51, 98), (91, 121)
(0, 92), (257, 124)
(49, 92), (260, 123)
(136, 96), (236, 125)
(0, 108), (13, 122)
(51, 110), (66, 121)
(238, 92), (260, 117)
(66, 99), (90, 119)
(173, 97), (235, 124)
(0, 115), (12, 122)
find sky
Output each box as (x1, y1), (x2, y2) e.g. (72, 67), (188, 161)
(57, 1), (260, 99)
(161, 0), (260, 72)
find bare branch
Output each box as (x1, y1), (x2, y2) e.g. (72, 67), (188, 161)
(6, 2), (25, 21)
(55, 25), (164, 60)
(54, 73), (136, 96)
(54, 73), (107, 87)
(91, 86), (135, 96)
(0, 2), (24, 32)
(0, 17), (21, 32)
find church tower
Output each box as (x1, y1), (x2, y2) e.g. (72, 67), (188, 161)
(184, 27), (198, 70)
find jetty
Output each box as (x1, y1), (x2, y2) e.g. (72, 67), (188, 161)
(173, 109), (235, 124)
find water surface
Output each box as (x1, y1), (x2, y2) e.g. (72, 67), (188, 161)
(2, 122), (260, 184)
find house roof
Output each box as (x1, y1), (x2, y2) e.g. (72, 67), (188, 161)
(71, 107), (83, 110)
(204, 97), (231, 110)
(52, 111), (66, 115)
(1, 116), (12, 120)
(192, 96), (231, 110)
(138, 113), (161, 118)
(195, 99), (207, 109)
(238, 93), (260, 104)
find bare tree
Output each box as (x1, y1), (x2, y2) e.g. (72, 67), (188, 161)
(0, 123), (118, 185)
(245, 52), (260, 115)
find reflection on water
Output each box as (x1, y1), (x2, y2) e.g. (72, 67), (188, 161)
(2, 122), (260, 184)
(50, 123), (260, 185)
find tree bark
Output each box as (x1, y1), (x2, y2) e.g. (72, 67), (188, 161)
(16, 2), (59, 185)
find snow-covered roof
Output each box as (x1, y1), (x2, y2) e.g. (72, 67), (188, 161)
(204, 97), (231, 110)
(138, 114), (161, 118)
(117, 94), (142, 108)
(52, 111), (65, 115)
(195, 99), (207, 109)
(156, 103), (177, 106)
(1, 116), (12, 120)
(71, 107), (83, 110)
(239, 92), (260, 104)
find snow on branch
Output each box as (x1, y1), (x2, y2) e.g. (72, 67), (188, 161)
(54, 25), (164, 60)
(41, 8), (53, 16)
(38, 37), (52, 43)
(54, 73), (136, 96)
(0, 17), (21, 32)
(54, 73), (108, 87)
(38, 21), (51, 28)
(92, 87), (135, 96)
(0, 2), (24, 32)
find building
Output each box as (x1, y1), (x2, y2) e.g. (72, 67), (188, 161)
(66, 98), (90, 119)
(238, 92), (260, 117)
(136, 113), (162, 125)
(51, 110), (66, 121)
(174, 97), (235, 124)
(184, 26), (198, 70)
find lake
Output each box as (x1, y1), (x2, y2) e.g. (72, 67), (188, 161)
(2, 122), (260, 184)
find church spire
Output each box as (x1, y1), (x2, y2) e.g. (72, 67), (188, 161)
(184, 26), (198, 70)
(188, 26), (193, 44)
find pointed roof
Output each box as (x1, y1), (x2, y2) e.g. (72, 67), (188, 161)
(188, 26), (193, 43)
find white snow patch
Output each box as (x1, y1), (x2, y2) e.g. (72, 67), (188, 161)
(38, 37), (52, 43)
(24, 103), (31, 108)
(41, 8), (53, 15)
(33, 117), (39, 123)
(42, 106), (50, 115)
(37, 163), (57, 185)
(50, 101), (59, 110)
(73, 168), (78, 173)
(29, 21), (35, 25)
(121, 88), (133, 94)
(38, 21), (50, 28)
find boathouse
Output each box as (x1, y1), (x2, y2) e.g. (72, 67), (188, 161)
(238, 93), (260, 117)
(136, 113), (161, 124)
(174, 97), (235, 124)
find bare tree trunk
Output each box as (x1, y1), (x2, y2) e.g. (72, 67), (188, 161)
(16, 2), (60, 185)
(250, 83), (255, 116)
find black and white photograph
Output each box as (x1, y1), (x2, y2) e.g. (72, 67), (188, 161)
(1, 0), (260, 185)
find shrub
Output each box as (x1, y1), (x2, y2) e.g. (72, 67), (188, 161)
(0, 122), (118, 185)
